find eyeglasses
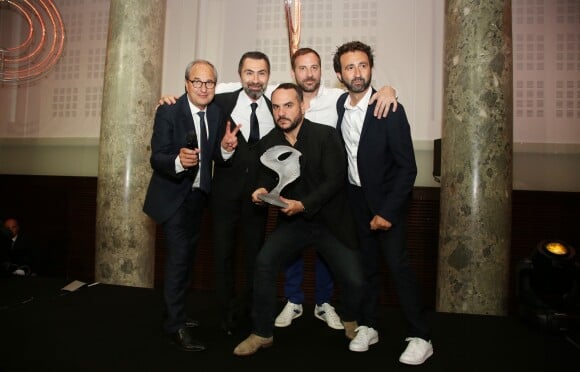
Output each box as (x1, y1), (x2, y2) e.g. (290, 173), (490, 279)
(188, 79), (216, 89)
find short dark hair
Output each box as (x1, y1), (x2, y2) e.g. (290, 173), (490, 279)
(332, 41), (374, 73)
(291, 48), (321, 69)
(238, 51), (271, 75)
(272, 82), (303, 103)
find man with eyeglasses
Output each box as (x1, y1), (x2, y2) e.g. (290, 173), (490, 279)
(155, 51), (277, 336)
(187, 79), (217, 89)
(143, 59), (239, 352)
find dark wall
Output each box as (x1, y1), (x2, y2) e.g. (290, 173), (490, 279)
(1, 174), (578, 313)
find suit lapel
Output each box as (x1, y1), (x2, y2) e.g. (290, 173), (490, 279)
(336, 92), (348, 135)
(221, 89), (242, 118)
(359, 103), (375, 142)
(206, 103), (220, 149)
(180, 95), (196, 145)
(357, 88), (377, 142)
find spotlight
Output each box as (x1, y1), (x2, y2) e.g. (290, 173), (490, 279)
(516, 240), (580, 333)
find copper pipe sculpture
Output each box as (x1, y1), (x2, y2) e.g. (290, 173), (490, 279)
(0, 0), (65, 84)
(284, 0), (301, 60)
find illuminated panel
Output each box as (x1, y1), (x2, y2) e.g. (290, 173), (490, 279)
(0, 0), (65, 84)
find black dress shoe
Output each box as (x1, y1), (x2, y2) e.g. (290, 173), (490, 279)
(221, 305), (242, 335)
(185, 317), (199, 327)
(221, 317), (236, 335)
(170, 327), (206, 352)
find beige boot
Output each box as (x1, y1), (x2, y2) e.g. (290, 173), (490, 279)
(343, 321), (358, 340)
(233, 334), (274, 356)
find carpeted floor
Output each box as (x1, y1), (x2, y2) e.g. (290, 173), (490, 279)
(1, 276), (578, 372)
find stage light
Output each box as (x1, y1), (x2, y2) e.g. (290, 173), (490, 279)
(516, 240), (580, 333)
(544, 241), (568, 255)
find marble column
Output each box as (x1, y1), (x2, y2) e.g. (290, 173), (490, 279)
(95, 0), (166, 288)
(436, 1), (513, 315)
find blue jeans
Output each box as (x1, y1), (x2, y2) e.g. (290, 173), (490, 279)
(251, 218), (364, 338)
(284, 253), (334, 305)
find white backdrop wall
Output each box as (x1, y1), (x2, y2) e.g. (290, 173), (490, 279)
(161, 0), (444, 144)
(0, 0), (579, 191)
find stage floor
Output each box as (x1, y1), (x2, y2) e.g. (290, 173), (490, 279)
(1, 277), (578, 371)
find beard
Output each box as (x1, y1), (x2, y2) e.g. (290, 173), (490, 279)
(243, 84), (266, 100)
(277, 114), (302, 133)
(342, 76), (371, 93)
(297, 78), (320, 93)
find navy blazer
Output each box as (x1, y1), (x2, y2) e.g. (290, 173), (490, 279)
(336, 90), (417, 226)
(143, 93), (224, 224)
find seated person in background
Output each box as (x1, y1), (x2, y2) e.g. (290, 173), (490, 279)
(0, 220), (11, 276)
(1, 217), (36, 276)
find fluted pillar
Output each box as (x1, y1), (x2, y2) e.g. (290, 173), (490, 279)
(437, 1), (513, 315)
(95, 0), (166, 287)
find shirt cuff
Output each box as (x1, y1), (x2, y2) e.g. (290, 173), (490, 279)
(175, 155), (185, 173)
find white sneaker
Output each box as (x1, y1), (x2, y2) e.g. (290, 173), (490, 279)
(348, 326), (379, 352)
(314, 303), (344, 330)
(274, 301), (303, 327)
(398, 337), (433, 365)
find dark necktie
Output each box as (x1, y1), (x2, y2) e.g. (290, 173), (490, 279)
(249, 102), (259, 144)
(198, 111), (210, 193)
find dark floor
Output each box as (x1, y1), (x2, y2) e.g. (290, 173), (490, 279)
(1, 276), (578, 372)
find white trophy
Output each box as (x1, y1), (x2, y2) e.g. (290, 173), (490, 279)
(258, 145), (302, 208)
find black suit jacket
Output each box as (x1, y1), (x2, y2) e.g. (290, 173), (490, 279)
(212, 89), (273, 200)
(336, 90), (417, 226)
(143, 93), (224, 224)
(256, 119), (358, 250)
(5, 234), (35, 266)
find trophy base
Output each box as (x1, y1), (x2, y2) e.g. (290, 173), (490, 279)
(258, 193), (288, 208)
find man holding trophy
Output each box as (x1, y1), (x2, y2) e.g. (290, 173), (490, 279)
(233, 83), (365, 356)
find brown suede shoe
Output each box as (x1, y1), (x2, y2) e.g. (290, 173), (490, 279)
(343, 321), (358, 340)
(233, 334), (274, 356)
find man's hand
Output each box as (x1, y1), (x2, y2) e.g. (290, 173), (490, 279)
(157, 95), (178, 107)
(179, 147), (199, 168)
(369, 85), (398, 118)
(251, 188), (269, 204)
(370, 215), (392, 231)
(279, 197), (305, 216)
(221, 121), (241, 152)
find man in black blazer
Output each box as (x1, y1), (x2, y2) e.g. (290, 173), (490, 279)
(233, 83), (364, 356)
(210, 51), (275, 334)
(334, 41), (433, 365)
(143, 59), (238, 352)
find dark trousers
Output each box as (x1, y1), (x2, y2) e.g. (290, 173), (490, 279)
(210, 194), (267, 315)
(162, 189), (207, 333)
(347, 184), (430, 340)
(252, 218), (364, 338)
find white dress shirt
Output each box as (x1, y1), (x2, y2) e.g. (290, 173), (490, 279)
(303, 85), (344, 127)
(340, 88), (372, 187)
(175, 101), (208, 188)
(217, 82), (343, 128)
(230, 93), (275, 141)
